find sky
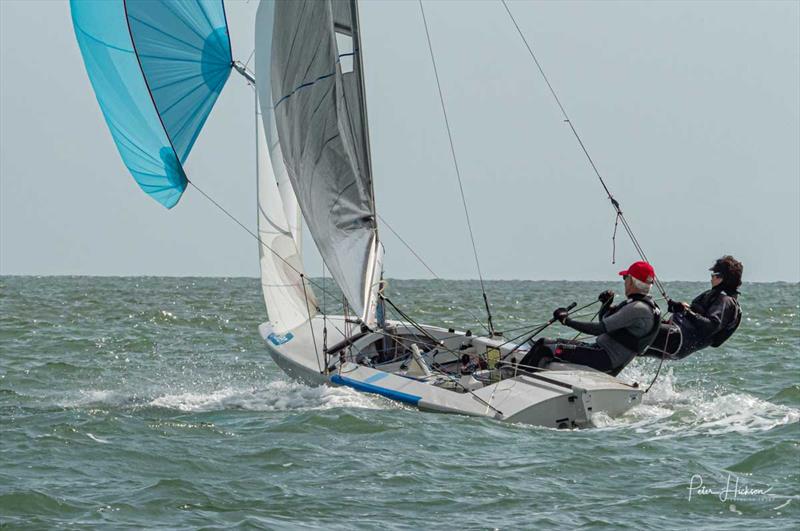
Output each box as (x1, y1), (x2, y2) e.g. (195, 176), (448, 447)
(1, 0), (798, 282)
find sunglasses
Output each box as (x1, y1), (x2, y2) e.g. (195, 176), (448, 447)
(711, 272), (722, 278)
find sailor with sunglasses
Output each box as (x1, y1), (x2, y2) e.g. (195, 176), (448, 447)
(521, 261), (661, 376)
(643, 255), (743, 359)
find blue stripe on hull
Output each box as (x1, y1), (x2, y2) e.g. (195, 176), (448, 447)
(331, 374), (421, 406)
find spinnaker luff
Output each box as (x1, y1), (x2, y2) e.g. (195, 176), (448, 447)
(71, 0), (232, 208)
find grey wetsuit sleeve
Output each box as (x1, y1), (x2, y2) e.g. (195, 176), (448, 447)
(601, 301), (653, 334)
(564, 318), (605, 336)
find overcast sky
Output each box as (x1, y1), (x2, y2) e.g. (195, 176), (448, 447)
(1, 0), (798, 281)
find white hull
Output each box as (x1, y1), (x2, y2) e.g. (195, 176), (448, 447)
(259, 316), (643, 429)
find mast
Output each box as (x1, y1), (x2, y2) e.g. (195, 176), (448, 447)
(351, 0), (377, 226)
(350, 0), (383, 327)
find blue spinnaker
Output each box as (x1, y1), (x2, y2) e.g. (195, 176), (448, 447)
(71, 0), (232, 209)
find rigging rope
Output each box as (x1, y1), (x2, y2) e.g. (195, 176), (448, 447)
(499, 0), (668, 300)
(300, 274), (322, 373)
(186, 179), (342, 306)
(322, 263), (329, 372)
(378, 213), (491, 335)
(382, 297), (451, 353)
(499, 299), (596, 359)
(377, 214), (438, 280)
(367, 324), (504, 416)
(418, 0), (496, 336)
(645, 354), (666, 393)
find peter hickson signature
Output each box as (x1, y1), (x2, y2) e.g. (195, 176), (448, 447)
(688, 473), (773, 502)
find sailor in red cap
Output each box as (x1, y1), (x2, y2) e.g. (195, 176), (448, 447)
(520, 261), (661, 375)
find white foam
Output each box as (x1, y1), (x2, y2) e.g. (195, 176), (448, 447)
(148, 388), (241, 412)
(86, 433), (110, 444)
(599, 362), (800, 435)
(61, 389), (126, 409)
(61, 378), (392, 414)
(146, 380), (390, 413)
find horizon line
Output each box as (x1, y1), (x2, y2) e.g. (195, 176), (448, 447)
(1, 274), (797, 284)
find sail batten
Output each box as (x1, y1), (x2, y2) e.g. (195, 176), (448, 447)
(261, 0), (382, 324)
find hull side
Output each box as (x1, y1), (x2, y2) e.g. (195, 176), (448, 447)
(259, 317), (643, 428)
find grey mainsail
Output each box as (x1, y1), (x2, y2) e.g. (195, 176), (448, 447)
(264, 0), (382, 325)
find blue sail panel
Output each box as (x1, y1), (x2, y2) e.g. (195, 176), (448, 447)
(125, 0), (232, 163)
(71, 0), (186, 208)
(70, 0), (232, 209)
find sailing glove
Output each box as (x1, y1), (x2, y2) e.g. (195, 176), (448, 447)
(667, 299), (686, 314)
(598, 290), (615, 304)
(553, 307), (569, 324)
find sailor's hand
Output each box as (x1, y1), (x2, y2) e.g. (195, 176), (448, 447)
(553, 307), (569, 324)
(598, 290), (615, 304)
(667, 299), (687, 314)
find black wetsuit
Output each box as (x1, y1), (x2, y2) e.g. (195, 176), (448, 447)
(521, 295), (661, 376)
(643, 287), (741, 359)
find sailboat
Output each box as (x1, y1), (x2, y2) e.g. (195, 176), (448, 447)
(71, 0), (645, 428)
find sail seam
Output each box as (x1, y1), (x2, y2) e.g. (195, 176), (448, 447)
(125, 14), (206, 54)
(121, 0), (185, 190)
(273, 51), (358, 109)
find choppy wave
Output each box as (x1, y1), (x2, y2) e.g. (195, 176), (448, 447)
(592, 364), (800, 435)
(3, 277), (798, 529)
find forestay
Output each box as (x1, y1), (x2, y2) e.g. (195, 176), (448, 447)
(260, 0), (383, 326)
(71, 0), (232, 208)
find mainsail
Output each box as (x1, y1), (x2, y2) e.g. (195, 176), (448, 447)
(257, 0), (383, 326)
(71, 0), (232, 208)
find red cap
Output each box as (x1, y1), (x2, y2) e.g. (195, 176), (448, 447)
(619, 261), (655, 284)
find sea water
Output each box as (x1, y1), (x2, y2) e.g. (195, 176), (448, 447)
(1, 277), (798, 529)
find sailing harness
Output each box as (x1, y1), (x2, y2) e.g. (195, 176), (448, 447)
(647, 289), (741, 359)
(605, 294), (664, 392)
(602, 294), (662, 354)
